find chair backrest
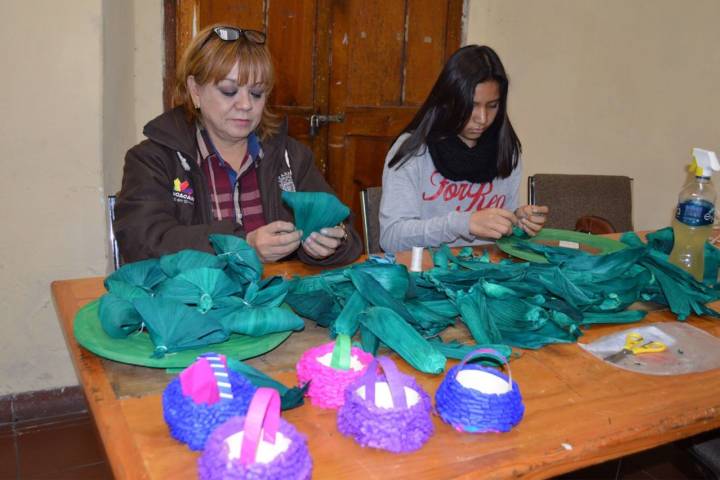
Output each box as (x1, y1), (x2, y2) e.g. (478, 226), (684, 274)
(359, 186), (383, 254)
(107, 195), (121, 270)
(527, 174), (633, 232)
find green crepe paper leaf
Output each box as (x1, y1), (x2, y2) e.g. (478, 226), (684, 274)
(281, 191), (350, 240)
(98, 293), (144, 338)
(104, 258), (166, 292)
(330, 333), (352, 370)
(428, 338), (512, 362)
(216, 304), (304, 337)
(332, 291), (368, 337)
(156, 267), (240, 313)
(132, 297), (228, 357)
(159, 250), (226, 278)
(209, 234), (263, 284)
(359, 306), (446, 374)
(227, 358), (308, 410)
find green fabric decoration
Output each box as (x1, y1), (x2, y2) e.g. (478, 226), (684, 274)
(227, 358), (308, 410)
(359, 306), (446, 374)
(330, 333), (352, 370)
(281, 191), (350, 240)
(159, 250), (226, 277)
(427, 338), (512, 362)
(132, 297), (228, 357)
(209, 234), (263, 285)
(155, 267), (240, 313)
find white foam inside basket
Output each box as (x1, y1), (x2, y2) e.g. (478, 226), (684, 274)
(317, 352), (364, 372)
(225, 429), (291, 463)
(456, 370), (511, 394)
(356, 382), (420, 408)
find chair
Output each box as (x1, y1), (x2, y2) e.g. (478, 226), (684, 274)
(527, 174), (633, 233)
(359, 187), (383, 254)
(107, 194), (121, 270)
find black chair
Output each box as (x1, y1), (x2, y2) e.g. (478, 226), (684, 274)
(107, 195), (121, 270)
(528, 174), (633, 233)
(359, 187), (383, 254)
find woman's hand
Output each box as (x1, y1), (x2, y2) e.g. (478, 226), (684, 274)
(514, 204), (549, 236)
(469, 208), (517, 239)
(246, 220), (302, 263)
(301, 225), (347, 260)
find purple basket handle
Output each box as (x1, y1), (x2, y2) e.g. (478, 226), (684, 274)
(362, 356), (407, 409)
(239, 387), (280, 465)
(457, 348), (513, 387)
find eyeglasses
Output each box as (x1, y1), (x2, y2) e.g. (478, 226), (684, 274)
(207, 26), (266, 45)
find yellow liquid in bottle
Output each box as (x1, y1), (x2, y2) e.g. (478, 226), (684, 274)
(669, 218), (711, 281)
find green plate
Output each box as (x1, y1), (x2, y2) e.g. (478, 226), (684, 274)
(73, 300), (293, 368)
(496, 228), (627, 263)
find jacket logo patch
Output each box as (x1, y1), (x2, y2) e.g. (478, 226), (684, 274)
(172, 177), (195, 204)
(277, 171), (296, 192)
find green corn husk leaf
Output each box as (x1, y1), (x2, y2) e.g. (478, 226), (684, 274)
(454, 288), (502, 345)
(98, 293), (144, 338)
(216, 304), (304, 337)
(155, 267), (240, 313)
(159, 250), (227, 278)
(132, 297), (228, 357)
(580, 309), (647, 325)
(346, 269), (421, 330)
(359, 324), (380, 355)
(332, 291), (368, 337)
(348, 263), (409, 299)
(281, 191), (350, 240)
(403, 299), (456, 336)
(209, 234), (263, 284)
(359, 306), (446, 374)
(227, 358), (308, 410)
(242, 276), (289, 307)
(104, 258), (166, 292)
(428, 338), (512, 362)
(330, 333), (352, 370)
(104, 279), (152, 302)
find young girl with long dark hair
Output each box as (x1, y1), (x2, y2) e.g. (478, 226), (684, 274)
(379, 45), (548, 252)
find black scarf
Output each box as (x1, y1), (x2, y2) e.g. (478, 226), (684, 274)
(427, 124), (500, 183)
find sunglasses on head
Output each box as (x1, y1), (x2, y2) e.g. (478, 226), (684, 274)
(205, 26), (266, 45)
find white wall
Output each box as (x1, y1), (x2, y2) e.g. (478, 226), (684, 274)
(467, 0), (720, 230)
(0, 0), (162, 396)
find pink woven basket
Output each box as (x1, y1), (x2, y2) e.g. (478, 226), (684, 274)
(295, 341), (373, 409)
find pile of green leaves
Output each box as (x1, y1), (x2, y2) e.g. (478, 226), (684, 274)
(98, 235), (304, 357)
(285, 228), (720, 373)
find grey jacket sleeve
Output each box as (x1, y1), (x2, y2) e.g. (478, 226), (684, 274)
(378, 136), (474, 253)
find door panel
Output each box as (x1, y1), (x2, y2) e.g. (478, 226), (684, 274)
(168, 0), (462, 238)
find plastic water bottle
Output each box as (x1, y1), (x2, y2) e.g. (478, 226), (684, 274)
(669, 148), (720, 281)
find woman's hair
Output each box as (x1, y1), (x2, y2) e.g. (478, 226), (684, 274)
(174, 23), (280, 139)
(389, 45), (521, 178)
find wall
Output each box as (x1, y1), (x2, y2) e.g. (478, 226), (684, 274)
(0, 0), (162, 396)
(467, 0), (720, 230)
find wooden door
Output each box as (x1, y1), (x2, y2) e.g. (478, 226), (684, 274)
(165, 0), (462, 232)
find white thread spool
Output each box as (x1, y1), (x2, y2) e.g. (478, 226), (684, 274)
(410, 246), (424, 272)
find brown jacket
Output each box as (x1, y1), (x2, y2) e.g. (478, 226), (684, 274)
(114, 107), (362, 266)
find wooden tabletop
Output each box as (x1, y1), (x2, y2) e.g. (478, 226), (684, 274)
(51, 248), (720, 480)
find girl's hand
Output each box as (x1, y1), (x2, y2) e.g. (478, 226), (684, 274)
(514, 205), (549, 236)
(246, 220), (302, 263)
(469, 208), (517, 239)
(301, 225), (347, 259)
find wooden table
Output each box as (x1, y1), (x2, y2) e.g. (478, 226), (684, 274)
(51, 248), (720, 479)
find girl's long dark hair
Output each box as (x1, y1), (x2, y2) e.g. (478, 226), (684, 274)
(389, 45), (521, 178)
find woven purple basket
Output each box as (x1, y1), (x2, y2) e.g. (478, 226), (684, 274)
(163, 356), (256, 450)
(337, 356), (433, 452)
(295, 341), (373, 409)
(435, 348), (524, 433)
(198, 388), (312, 480)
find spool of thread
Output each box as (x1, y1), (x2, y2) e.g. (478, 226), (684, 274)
(410, 246), (424, 272)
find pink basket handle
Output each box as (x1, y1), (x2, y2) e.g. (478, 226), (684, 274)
(239, 387), (281, 465)
(457, 348), (513, 386)
(362, 356), (407, 409)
